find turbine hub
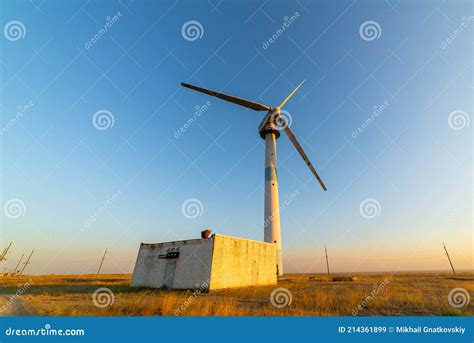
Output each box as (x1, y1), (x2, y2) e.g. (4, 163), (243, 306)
(258, 108), (281, 140)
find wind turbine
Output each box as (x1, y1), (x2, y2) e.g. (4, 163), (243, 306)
(181, 80), (327, 276)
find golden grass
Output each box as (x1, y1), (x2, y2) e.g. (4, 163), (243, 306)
(1, 272), (472, 316)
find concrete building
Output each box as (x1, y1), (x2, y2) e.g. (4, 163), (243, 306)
(131, 233), (277, 290)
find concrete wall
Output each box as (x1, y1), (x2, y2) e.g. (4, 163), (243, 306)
(209, 235), (277, 290)
(131, 234), (277, 290)
(131, 238), (212, 289)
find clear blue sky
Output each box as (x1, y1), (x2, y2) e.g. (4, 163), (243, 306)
(1, 0), (472, 274)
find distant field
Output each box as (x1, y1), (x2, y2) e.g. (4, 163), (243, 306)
(0, 272), (472, 316)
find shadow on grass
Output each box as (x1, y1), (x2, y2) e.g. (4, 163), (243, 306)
(0, 284), (213, 296)
(444, 277), (474, 281)
(0, 284), (145, 296)
(441, 308), (472, 316)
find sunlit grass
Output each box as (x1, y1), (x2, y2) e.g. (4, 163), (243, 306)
(1, 273), (472, 316)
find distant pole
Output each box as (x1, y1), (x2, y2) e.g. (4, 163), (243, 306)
(97, 248), (108, 275)
(325, 245), (331, 279)
(13, 254), (25, 274)
(19, 250), (34, 275)
(443, 243), (456, 275)
(0, 242), (13, 262)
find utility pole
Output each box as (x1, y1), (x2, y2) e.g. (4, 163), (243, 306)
(13, 254), (25, 274)
(325, 245), (331, 279)
(19, 250), (34, 275)
(443, 243), (456, 275)
(97, 248), (108, 274)
(0, 242), (13, 262)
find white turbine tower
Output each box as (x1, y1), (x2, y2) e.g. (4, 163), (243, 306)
(181, 81), (327, 276)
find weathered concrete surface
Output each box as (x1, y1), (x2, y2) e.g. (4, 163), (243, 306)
(131, 238), (212, 289)
(131, 234), (277, 290)
(209, 235), (276, 290)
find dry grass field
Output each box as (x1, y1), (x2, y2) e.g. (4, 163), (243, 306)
(0, 272), (472, 316)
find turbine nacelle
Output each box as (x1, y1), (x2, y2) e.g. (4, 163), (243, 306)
(258, 108), (281, 140)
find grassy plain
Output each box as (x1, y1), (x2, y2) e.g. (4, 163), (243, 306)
(0, 272), (472, 316)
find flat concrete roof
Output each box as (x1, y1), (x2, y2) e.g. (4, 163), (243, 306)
(140, 233), (275, 248)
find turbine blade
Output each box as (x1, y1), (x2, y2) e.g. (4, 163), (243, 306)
(280, 119), (327, 191)
(181, 82), (270, 111)
(278, 79), (306, 109)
